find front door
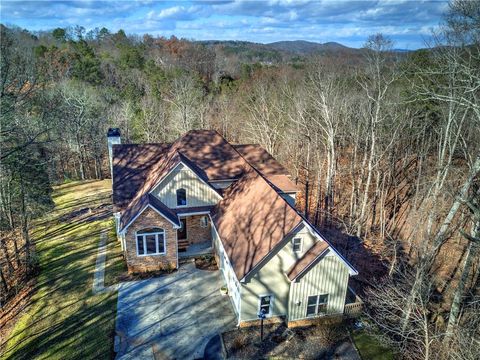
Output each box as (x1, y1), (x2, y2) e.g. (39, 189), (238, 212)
(178, 219), (187, 240)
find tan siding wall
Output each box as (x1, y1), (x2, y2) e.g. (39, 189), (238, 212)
(239, 225), (317, 321)
(288, 253), (349, 321)
(152, 164), (220, 208)
(124, 207), (178, 273)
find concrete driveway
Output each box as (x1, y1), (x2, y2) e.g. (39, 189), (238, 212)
(115, 262), (236, 360)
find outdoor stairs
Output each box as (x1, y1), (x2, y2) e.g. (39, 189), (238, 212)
(178, 239), (189, 252)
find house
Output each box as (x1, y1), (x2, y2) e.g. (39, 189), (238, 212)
(109, 128), (359, 327)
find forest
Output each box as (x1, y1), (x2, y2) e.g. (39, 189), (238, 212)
(0, 0), (479, 359)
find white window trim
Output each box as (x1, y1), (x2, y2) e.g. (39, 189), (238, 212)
(258, 294), (274, 317)
(306, 293), (329, 318)
(135, 230), (167, 257)
(292, 237), (302, 253)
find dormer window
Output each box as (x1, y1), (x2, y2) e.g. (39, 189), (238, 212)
(292, 237), (302, 253)
(176, 188), (187, 206)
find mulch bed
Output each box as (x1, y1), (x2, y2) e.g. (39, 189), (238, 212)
(118, 268), (177, 282)
(223, 322), (349, 359)
(195, 255), (218, 271)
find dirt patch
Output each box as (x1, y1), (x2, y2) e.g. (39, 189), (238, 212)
(58, 204), (112, 223)
(0, 276), (36, 353)
(195, 255), (218, 271)
(223, 322), (349, 359)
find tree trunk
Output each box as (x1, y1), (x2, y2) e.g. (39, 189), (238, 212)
(0, 265), (8, 296)
(0, 237), (15, 274)
(446, 220), (480, 337)
(19, 179), (30, 266)
(357, 123), (376, 237)
(430, 155), (480, 262)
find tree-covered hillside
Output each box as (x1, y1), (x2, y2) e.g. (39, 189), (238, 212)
(1, 1), (479, 358)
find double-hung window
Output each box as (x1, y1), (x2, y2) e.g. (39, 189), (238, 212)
(292, 237), (302, 253)
(306, 294), (329, 317)
(176, 188), (187, 206)
(136, 228), (166, 256)
(259, 294), (273, 316)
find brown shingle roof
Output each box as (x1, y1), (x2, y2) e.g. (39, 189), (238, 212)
(112, 130), (251, 213)
(120, 193), (180, 230)
(112, 132), (300, 213)
(234, 144), (299, 193)
(212, 167), (303, 280)
(112, 130), (357, 280)
(286, 241), (330, 281)
(112, 143), (171, 212)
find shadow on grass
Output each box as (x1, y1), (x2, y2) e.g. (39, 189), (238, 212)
(2, 180), (118, 360)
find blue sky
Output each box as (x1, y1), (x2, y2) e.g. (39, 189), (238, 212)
(0, 0), (449, 49)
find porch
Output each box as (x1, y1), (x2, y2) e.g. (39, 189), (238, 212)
(344, 287), (363, 317)
(176, 212), (213, 256)
(178, 241), (213, 258)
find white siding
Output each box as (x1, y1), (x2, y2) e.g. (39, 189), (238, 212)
(288, 252), (349, 321)
(152, 164), (220, 208)
(211, 221), (351, 323)
(239, 224), (318, 321)
(212, 223), (241, 316)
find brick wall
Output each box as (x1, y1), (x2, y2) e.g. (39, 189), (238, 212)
(125, 207), (178, 273)
(185, 215), (211, 244)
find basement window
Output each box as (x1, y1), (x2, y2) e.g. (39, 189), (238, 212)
(136, 228), (166, 256)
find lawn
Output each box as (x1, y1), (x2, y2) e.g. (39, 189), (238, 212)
(2, 180), (123, 360)
(351, 329), (395, 360)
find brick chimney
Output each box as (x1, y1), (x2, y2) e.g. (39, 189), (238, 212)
(107, 128), (121, 179)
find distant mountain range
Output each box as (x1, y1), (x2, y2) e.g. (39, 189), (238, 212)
(265, 40), (351, 54)
(199, 39), (412, 63)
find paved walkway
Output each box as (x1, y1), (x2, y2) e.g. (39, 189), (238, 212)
(93, 231), (118, 294)
(115, 262), (236, 359)
(92, 231), (107, 293)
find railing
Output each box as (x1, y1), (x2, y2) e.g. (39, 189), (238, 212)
(344, 301), (363, 317)
(344, 286), (363, 317)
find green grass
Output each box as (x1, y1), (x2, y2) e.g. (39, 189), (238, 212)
(2, 180), (118, 360)
(351, 329), (395, 360)
(104, 220), (127, 287)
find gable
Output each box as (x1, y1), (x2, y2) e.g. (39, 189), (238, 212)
(241, 223), (315, 279)
(151, 163), (221, 208)
(212, 168), (303, 280)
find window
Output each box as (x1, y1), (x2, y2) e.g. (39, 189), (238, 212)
(200, 216), (208, 228)
(259, 295), (273, 316)
(136, 228), (166, 256)
(176, 188), (187, 206)
(306, 294), (329, 317)
(292, 237), (302, 252)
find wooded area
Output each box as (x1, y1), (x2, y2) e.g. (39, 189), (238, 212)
(0, 1), (479, 358)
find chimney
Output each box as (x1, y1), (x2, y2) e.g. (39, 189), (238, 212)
(107, 128), (121, 179)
